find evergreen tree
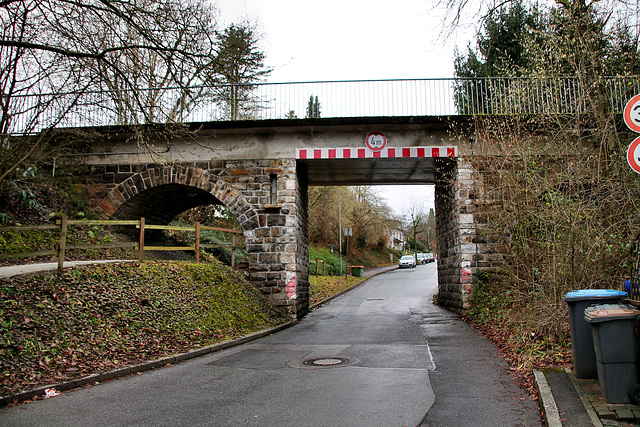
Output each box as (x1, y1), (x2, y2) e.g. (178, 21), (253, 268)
(454, 3), (543, 78)
(214, 23), (272, 120)
(306, 96), (321, 118)
(453, 3), (543, 113)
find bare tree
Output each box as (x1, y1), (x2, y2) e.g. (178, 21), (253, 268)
(77, 0), (224, 124)
(0, 0), (271, 187)
(308, 186), (393, 251)
(348, 186), (393, 249)
(1, 0), (95, 184)
(433, 0), (640, 43)
(402, 197), (431, 260)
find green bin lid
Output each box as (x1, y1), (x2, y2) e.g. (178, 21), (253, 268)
(584, 304), (640, 323)
(563, 289), (627, 302)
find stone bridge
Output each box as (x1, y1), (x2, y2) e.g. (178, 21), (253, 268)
(55, 116), (502, 318)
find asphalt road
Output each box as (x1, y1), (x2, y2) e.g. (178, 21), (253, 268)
(0, 262), (540, 426)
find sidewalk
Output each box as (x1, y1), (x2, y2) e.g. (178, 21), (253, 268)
(0, 261), (396, 280)
(362, 264), (398, 277)
(537, 368), (640, 426)
(0, 260), (134, 279)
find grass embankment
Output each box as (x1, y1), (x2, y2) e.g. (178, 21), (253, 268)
(309, 245), (399, 276)
(309, 275), (365, 306)
(0, 260), (368, 399)
(307, 244), (381, 305)
(0, 261), (288, 398)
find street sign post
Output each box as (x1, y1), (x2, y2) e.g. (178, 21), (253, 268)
(624, 94), (640, 133)
(625, 95), (640, 174)
(344, 228), (352, 277)
(627, 136), (640, 174)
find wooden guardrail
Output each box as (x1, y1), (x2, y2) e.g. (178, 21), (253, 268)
(0, 215), (244, 272)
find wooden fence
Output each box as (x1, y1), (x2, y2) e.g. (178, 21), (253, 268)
(309, 259), (334, 276)
(0, 215), (245, 272)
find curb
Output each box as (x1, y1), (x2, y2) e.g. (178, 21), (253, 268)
(0, 320), (297, 408)
(533, 368), (605, 427)
(534, 370), (562, 427)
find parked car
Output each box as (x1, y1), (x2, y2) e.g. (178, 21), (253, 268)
(399, 254), (416, 268)
(417, 253), (427, 264)
(425, 253), (435, 263)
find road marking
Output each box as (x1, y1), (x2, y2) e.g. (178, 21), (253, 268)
(425, 341), (437, 371)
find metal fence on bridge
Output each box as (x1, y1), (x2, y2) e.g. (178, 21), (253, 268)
(5, 77), (640, 135)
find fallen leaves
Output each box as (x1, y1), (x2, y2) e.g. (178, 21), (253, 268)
(0, 261), (288, 398)
(462, 314), (572, 403)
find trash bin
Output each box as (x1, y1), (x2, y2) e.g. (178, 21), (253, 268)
(351, 266), (364, 277)
(563, 289), (628, 378)
(585, 304), (640, 403)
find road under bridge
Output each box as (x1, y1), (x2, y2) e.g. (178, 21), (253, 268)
(52, 115), (499, 318)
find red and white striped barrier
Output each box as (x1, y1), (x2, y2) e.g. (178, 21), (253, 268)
(296, 146), (458, 160)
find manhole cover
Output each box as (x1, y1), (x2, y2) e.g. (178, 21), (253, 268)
(287, 356), (359, 370)
(303, 357), (348, 366)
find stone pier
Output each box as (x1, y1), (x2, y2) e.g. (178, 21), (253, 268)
(435, 157), (506, 310)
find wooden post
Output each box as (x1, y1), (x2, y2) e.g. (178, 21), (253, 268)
(322, 259), (326, 275)
(138, 217), (145, 262)
(231, 233), (236, 268)
(57, 214), (68, 273)
(195, 222), (200, 263)
(316, 261), (319, 275)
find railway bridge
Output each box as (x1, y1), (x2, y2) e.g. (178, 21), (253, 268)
(36, 78), (636, 317)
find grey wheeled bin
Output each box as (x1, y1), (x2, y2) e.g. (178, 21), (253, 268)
(563, 289), (628, 378)
(585, 304), (640, 404)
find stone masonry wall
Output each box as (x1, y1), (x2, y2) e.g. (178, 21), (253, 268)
(435, 157), (508, 311)
(293, 166), (310, 316)
(435, 159), (465, 309)
(60, 154), (507, 317)
(59, 159), (308, 318)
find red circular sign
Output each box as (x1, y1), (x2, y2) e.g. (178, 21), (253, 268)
(627, 136), (640, 174)
(624, 94), (640, 133)
(365, 131), (387, 151)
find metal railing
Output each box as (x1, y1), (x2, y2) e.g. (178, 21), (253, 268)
(4, 77), (640, 135)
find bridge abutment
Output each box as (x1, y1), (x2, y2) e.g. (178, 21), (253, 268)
(60, 153), (507, 317)
(435, 157), (504, 311)
(241, 161), (310, 318)
(61, 160), (309, 318)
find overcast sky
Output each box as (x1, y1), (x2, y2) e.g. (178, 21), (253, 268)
(216, 0), (477, 217)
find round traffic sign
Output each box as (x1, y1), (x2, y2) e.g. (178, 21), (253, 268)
(627, 136), (640, 174)
(365, 131), (387, 151)
(624, 94), (640, 133)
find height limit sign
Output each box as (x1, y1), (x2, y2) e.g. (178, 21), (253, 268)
(624, 94), (640, 174)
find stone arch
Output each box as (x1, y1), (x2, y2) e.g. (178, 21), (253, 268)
(91, 163), (307, 319)
(95, 165), (260, 231)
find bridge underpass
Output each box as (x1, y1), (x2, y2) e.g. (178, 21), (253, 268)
(53, 116), (490, 319)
